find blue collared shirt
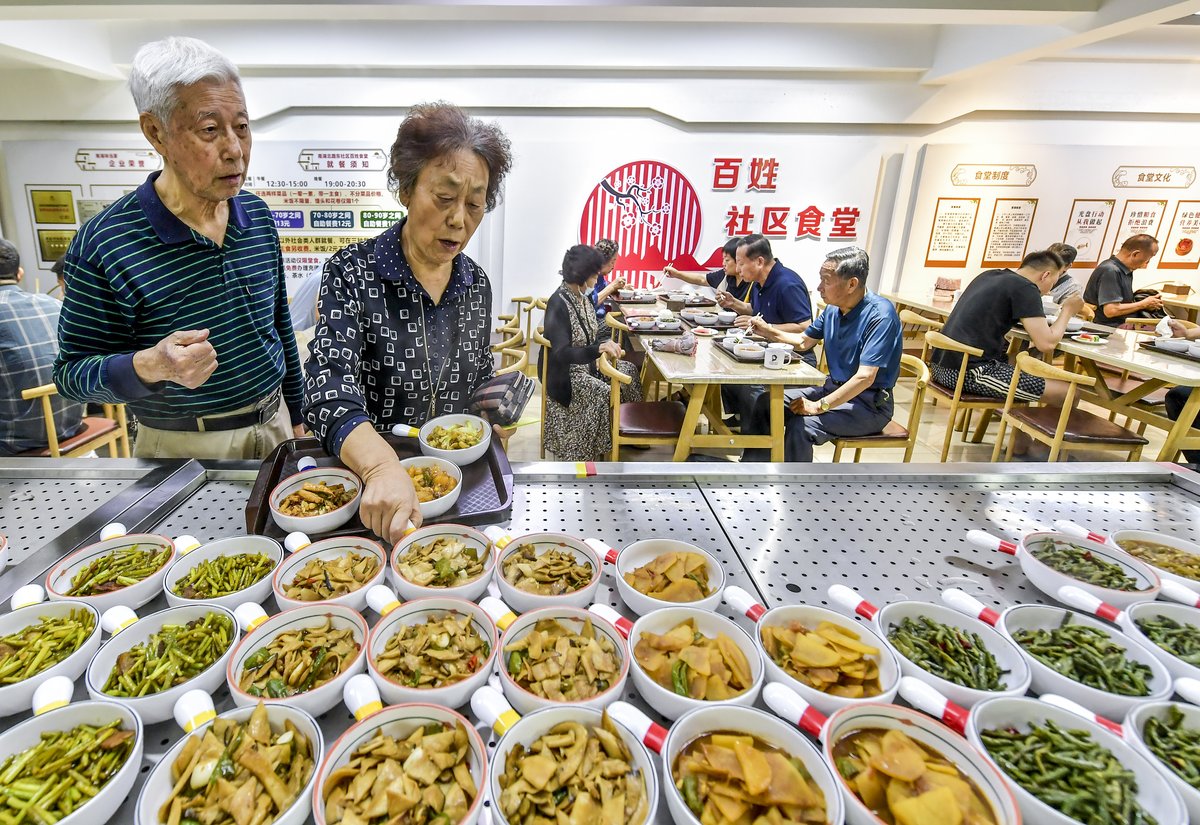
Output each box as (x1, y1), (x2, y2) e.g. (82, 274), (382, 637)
(750, 260), (812, 326)
(804, 291), (902, 388)
(302, 219), (495, 456)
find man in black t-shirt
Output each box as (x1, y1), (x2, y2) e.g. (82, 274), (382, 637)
(1083, 234), (1162, 327)
(930, 249), (1083, 406)
(662, 238), (753, 302)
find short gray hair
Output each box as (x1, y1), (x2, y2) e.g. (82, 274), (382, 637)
(129, 37), (242, 123)
(825, 246), (869, 284)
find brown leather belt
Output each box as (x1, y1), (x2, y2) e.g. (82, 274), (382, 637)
(138, 390), (281, 433)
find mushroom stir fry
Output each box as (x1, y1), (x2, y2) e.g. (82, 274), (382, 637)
(505, 618), (620, 702)
(499, 713), (649, 825)
(375, 613), (490, 689)
(322, 721), (478, 825)
(502, 546), (594, 596)
(283, 552), (379, 602)
(278, 481), (357, 517)
(160, 702), (314, 825)
(238, 619), (358, 699)
(395, 538), (489, 589)
(623, 552), (713, 602)
(634, 619), (752, 701)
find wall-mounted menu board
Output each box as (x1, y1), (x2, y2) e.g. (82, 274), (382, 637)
(981, 198), (1037, 268)
(1062, 198), (1115, 267)
(924, 197), (979, 267)
(1160, 200), (1200, 270)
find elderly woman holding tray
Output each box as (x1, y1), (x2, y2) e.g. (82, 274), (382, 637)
(541, 244), (643, 461)
(303, 102), (513, 543)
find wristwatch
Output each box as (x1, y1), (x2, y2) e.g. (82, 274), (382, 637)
(818, 398), (831, 413)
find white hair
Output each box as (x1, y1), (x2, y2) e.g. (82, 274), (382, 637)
(129, 36), (242, 123)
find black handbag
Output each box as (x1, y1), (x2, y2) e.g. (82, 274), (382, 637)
(469, 371), (535, 427)
(1131, 289), (1166, 318)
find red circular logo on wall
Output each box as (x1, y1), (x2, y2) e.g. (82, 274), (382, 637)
(579, 160), (708, 288)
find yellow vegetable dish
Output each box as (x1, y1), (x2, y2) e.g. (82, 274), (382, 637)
(407, 464), (458, 503)
(623, 552), (714, 602)
(427, 422), (484, 451)
(673, 732), (827, 825)
(633, 618), (752, 701)
(760, 620), (882, 698)
(833, 729), (997, 825)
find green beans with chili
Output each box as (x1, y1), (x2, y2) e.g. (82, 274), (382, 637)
(981, 720), (1156, 825)
(0, 720), (135, 823)
(0, 609), (95, 684)
(1014, 612), (1152, 696)
(66, 545), (171, 596)
(1143, 705), (1200, 791)
(1030, 538), (1142, 591)
(886, 615), (1007, 691)
(171, 553), (275, 599)
(102, 611), (233, 697)
(1134, 615), (1200, 667)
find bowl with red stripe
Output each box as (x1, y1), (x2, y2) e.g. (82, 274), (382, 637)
(587, 537), (726, 617)
(1056, 519), (1200, 604)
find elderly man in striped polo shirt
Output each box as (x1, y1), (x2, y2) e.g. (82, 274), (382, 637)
(54, 37), (304, 459)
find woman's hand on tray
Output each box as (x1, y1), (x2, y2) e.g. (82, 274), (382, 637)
(341, 423), (423, 543)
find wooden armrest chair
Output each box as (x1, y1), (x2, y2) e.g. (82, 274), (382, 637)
(925, 330), (1022, 462)
(831, 355), (930, 463)
(598, 353), (685, 461)
(533, 326), (551, 459)
(18, 384), (129, 458)
(898, 310), (944, 362)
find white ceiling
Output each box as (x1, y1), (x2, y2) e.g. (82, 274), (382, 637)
(1, 0), (1199, 129)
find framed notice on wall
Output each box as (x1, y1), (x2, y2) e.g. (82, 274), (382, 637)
(1160, 201), (1200, 270)
(982, 198), (1038, 268)
(924, 197), (980, 268)
(1062, 198), (1115, 267)
(1111, 199), (1167, 257)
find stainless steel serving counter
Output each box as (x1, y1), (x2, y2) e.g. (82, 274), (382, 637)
(2, 459), (1200, 824)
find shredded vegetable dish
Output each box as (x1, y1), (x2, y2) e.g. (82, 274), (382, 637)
(395, 537), (489, 589)
(375, 613), (490, 689)
(426, 422), (484, 451)
(505, 617), (620, 702)
(238, 618), (359, 699)
(283, 552), (379, 602)
(502, 546), (594, 596)
(278, 481), (357, 518)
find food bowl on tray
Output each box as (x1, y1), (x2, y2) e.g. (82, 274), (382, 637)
(490, 530), (603, 613)
(1065, 318), (1086, 332)
(733, 342), (765, 360)
(399, 455), (463, 519)
(162, 534), (282, 610)
(588, 536), (725, 616)
(45, 525), (177, 612)
(273, 533), (388, 612)
(390, 524), (494, 602)
(269, 466), (361, 535)
(419, 413), (492, 466)
(1157, 336), (1190, 353)
(0, 598), (101, 717)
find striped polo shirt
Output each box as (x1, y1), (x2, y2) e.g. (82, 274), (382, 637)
(54, 172), (303, 424)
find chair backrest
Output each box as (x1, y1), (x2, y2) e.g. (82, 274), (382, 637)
(1013, 349), (1095, 387)
(597, 351), (631, 410)
(898, 354), (930, 437)
(605, 313), (631, 334)
(924, 330), (983, 400)
(899, 310), (943, 361)
(532, 327), (551, 387)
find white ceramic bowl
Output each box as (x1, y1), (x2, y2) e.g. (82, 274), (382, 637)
(45, 533), (176, 612)
(691, 312), (718, 326)
(1106, 528), (1200, 594)
(1124, 600), (1200, 682)
(969, 696), (1184, 825)
(1065, 318), (1086, 332)
(314, 703), (487, 825)
(1, 700), (143, 825)
(1000, 604), (1171, 719)
(734, 343), (765, 360)
(489, 705), (659, 825)
(827, 702), (1021, 825)
(163, 535), (282, 610)
(86, 603), (239, 724)
(495, 532), (603, 613)
(0, 601), (101, 717)
(367, 597), (497, 708)
(717, 310), (737, 324)
(390, 524), (495, 602)
(1017, 530), (1160, 609)
(755, 604), (901, 717)
(628, 607), (763, 720)
(663, 704), (844, 825)
(226, 604), (368, 717)
(399, 455), (464, 519)
(874, 600), (1031, 708)
(135, 702), (322, 825)
(1157, 337), (1189, 353)
(419, 413), (492, 466)
(1190, 341), (1200, 358)
(658, 318), (683, 329)
(1126, 701), (1200, 823)
(273, 534), (388, 612)
(497, 606), (629, 715)
(612, 539), (726, 616)
(269, 466), (362, 535)
(629, 317), (657, 331)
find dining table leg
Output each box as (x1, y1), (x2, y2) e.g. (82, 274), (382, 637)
(1157, 384), (1200, 461)
(672, 382), (709, 462)
(769, 384), (785, 462)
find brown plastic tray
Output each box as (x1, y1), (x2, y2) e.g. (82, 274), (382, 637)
(612, 295), (658, 305)
(245, 434), (513, 541)
(627, 322), (687, 336)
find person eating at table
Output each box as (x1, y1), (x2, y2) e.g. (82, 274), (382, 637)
(742, 247), (902, 463)
(929, 249), (1083, 410)
(303, 102), (513, 544)
(1083, 234), (1162, 327)
(662, 238), (751, 302)
(1161, 320), (1200, 464)
(589, 238), (624, 321)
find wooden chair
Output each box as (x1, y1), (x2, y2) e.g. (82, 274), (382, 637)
(491, 329), (526, 374)
(520, 298), (548, 377)
(18, 384), (129, 458)
(831, 355), (930, 463)
(533, 326), (551, 460)
(925, 331), (1024, 462)
(898, 310), (943, 362)
(496, 295), (531, 336)
(598, 352), (686, 461)
(990, 351), (1148, 463)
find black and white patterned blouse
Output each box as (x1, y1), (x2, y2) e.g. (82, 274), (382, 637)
(302, 219), (494, 456)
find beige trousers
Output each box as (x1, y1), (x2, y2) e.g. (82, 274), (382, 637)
(133, 401), (294, 460)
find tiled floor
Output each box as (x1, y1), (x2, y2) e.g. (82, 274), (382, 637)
(504, 379), (1180, 465)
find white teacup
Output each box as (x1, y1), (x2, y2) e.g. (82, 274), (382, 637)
(717, 310), (736, 324)
(764, 348), (792, 369)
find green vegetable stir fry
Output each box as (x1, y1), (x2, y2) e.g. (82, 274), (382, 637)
(172, 553), (275, 600)
(1134, 615), (1200, 667)
(238, 618), (358, 698)
(886, 615), (1007, 691)
(1030, 539), (1142, 591)
(1143, 705), (1200, 792)
(0, 609), (94, 684)
(66, 544), (172, 596)
(1013, 613), (1153, 696)
(102, 611), (234, 698)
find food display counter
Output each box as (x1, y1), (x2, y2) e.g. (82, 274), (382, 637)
(1, 459), (1199, 825)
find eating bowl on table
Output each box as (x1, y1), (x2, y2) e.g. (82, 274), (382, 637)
(618, 288), (638, 300)
(399, 456), (463, 519)
(390, 523), (494, 602)
(163, 534), (282, 610)
(691, 311), (719, 326)
(269, 466), (361, 535)
(717, 310), (737, 324)
(629, 316), (658, 331)
(657, 316), (682, 330)
(418, 412), (492, 466)
(366, 596), (497, 708)
(1065, 318), (1086, 332)
(227, 603), (368, 717)
(494, 531), (602, 612)
(601, 537), (726, 616)
(86, 603), (239, 724)
(627, 606), (763, 720)
(1157, 336), (1189, 353)
(45, 528), (177, 612)
(0, 600), (102, 717)
(273, 533), (388, 612)
(1073, 525), (1200, 595)
(733, 342), (765, 360)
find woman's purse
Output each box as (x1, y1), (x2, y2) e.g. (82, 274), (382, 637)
(469, 371), (535, 427)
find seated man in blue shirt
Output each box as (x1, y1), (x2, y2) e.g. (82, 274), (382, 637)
(715, 234), (815, 425)
(743, 246), (902, 462)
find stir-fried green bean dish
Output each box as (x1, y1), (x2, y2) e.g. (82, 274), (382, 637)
(0, 609), (94, 684)
(66, 544), (172, 596)
(981, 721), (1157, 825)
(886, 616), (1006, 691)
(1142, 705), (1200, 792)
(1134, 615), (1200, 667)
(1030, 539), (1142, 591)
(171, 553), (275, 600)
(1013, 613), (1153, 696)
(103, 611), (234, 698)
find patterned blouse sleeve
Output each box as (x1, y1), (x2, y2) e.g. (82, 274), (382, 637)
(468, 265), (496, 396)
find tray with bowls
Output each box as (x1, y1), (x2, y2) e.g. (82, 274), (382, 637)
(661, 292), (717, 311)
(1141, 339), (1200, 364)
(613, 289), (659, 305)
(680, 309), (738, 329)
(626, 315), (687, 335)
(713, 337), (790, 364)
